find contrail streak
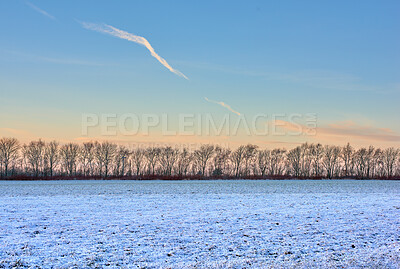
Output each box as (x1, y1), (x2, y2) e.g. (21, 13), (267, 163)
(26, 1), (55, 20)
(80, 22), (188, 79)
(204, 97), (241, 116)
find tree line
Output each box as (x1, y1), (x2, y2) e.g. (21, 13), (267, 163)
(0, 137), (399, 179)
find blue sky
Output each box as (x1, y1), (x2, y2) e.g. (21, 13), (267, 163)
(0, 1), (399, 146)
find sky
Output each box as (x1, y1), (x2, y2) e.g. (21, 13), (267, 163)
(0, 0), (399, 148)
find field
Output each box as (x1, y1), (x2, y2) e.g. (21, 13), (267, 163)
(0, 180), (399, 268)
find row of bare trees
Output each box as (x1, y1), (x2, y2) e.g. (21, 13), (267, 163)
(0, 137), (399, 179)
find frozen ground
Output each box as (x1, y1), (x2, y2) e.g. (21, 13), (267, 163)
(0, 180), (399, 268)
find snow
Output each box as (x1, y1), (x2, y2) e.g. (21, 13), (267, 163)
(0, 180), (399, 268)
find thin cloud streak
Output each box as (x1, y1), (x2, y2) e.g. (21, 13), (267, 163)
(80, 22), (188, 79)
(177, 61), (399, 94)
(274, 119), (400, 143)
(204, 97), (241, 116)
(26, 1), (55, 20)
(1, 49), (107, 66)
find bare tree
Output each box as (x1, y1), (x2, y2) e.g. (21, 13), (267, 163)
(354, 148), (368, 178)
(131, 148), (145, 176)
(243, 144), (258, 176)
(114, 146), (130, 177)
(382, 147), (399, 178)
(287, 146), (302, 177)
(231, 145), (246, 177)
(0, 137), (20, 178)
(176, 148), (192, 176)
(60, 143), (79, 176)
(370, 148), (382, 178)
(322, 145), (341, 179)
(23, 139), (45, 177)
(159, 146), (179, 176)
(364, 146), (375, 178)
(95, 142), (117, 178)
(310, 143), (323, 177)
(80, 142), (95, 177)
(270, 148), (286, 176)
(145, 147), (161, 175)
(212, 146), (231, 176)
(193, 144), (214, 176)
(299, 143), (312, 177)
(44, 141), (59, 177)
(1, 137), (398, 179)
(257, 149), (271, 177)
(341, 143), (354, 177)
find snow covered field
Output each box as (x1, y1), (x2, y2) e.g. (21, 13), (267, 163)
(0, 180), (399, 268)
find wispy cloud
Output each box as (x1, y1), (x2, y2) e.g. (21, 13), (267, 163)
(177, 61), (399, 94)
(1, 49), (107, 66)
(0, 128), (33, 137)
(80, 22), (188, 79)
(26, 1), (55, 20)
(274, 119), (400, 143)
(204, 97), (241, 116)
(318, 121), (400, 142)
